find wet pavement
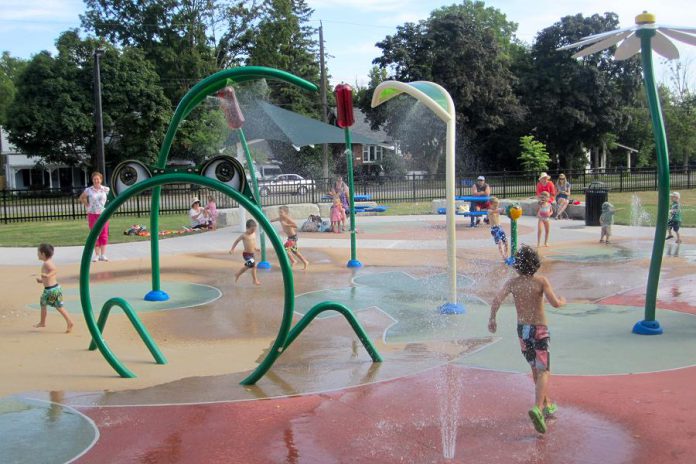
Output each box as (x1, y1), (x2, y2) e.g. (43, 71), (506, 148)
(3, 214), (696, 463)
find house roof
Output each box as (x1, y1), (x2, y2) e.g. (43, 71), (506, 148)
(350, 109), (393, 145)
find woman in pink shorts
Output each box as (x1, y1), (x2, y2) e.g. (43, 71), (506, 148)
(79, 172), (110, 262)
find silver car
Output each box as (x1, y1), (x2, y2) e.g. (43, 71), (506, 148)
(259, 174), (316, 196)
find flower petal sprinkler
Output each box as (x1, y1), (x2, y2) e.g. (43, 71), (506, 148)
(505, 203), (523, 266)
(371, 81), (463, 314)
(559, 12), (696, 335)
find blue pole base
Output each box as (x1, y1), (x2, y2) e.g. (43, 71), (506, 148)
(632, 319), (664, 335)
(347, 259), (363, 268)
(144, 290), (170, 302)
(439, 302), (466, 315)
(505, 256), (516, 266)
(257, 261), (272, 270)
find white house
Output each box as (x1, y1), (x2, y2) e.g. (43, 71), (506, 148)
(1, 127), (88, 191)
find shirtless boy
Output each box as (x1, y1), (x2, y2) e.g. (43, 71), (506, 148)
(487, 197), (509, 261)
(488, 245), (566, 434)
(271, 206), (309, 270)
(35, 243), (74, 333)
(229, 219), (261, 285)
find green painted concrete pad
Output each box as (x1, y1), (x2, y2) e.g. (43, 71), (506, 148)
(0, 397), (97, 464)
(28, 281), (221, 314)
(455, 303), (696, 375)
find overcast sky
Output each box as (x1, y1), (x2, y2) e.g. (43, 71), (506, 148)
(1, 0), (695, 86)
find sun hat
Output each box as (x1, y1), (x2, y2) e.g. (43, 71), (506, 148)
(477, 175), (485, 181)
(538, 172), (550, 181)
(191, 197), (201, 206)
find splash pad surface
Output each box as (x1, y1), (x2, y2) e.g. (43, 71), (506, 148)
(3, 215), (696, 463)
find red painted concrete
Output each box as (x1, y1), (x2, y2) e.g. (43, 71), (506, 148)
(77, 366), (640, 464)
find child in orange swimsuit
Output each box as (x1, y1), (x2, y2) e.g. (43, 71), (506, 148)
(537, 192), (552, 248)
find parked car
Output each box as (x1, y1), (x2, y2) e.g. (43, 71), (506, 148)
(259, 174), (315, 196)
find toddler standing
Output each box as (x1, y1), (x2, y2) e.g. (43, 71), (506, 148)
(34, 244), (74, 333)
(666, 192), (682, 244)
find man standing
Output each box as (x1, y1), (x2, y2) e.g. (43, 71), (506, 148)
(470, 175), (491, 227)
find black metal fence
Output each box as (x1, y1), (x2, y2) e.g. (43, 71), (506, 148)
(2, 167), (693, 223)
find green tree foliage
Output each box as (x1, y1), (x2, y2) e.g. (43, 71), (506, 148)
(365, 1), (524, 172)
(6, 31), (170, 167)
(518, 135), (551, 172)
(519, 13), (643, 170)
(246, 0), (320, 117)
(0, 52), (27, 126)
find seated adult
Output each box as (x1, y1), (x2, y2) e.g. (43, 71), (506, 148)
(555, 173), (571, 219)
(470, 175), (491, 227)
(536, 173), (556, 203)
(189, 198), (210, 229)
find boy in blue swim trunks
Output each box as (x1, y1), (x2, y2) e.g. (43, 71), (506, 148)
(487, 197), (509, 261)
(488, 245), (566, 434)
(34, 243), (74, 333)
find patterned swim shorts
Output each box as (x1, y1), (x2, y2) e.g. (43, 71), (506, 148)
(517, 324), (550, 371)
(490, 226), (507, 245)
(284, 235), (298, 253)
(40, 284), (64, 308)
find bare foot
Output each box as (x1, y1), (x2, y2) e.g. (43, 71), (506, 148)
(34, 323), (46, 328)
(544, 243), (549, 247)
(66, 322), (74, 333)
(599, 239), (604, 243)
(605, 241), (611, 244)
(254, 280), (261, 286)
(302, 262), (309, 270)
(235, 274), (241, 283)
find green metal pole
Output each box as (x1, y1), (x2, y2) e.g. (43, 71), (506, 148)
(344, 127), (362, 268)
(511, 219), (518, 257)
(239, 129), (270, 268)
(634, 28), (668, 335)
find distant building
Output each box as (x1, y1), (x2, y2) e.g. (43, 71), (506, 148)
(349, 109), (399, 177)
(1, 127), (88, 191)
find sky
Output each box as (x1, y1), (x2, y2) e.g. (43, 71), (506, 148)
(1, 0), (696, 87)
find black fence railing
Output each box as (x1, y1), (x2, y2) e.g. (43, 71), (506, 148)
(1, 167), (693, 223)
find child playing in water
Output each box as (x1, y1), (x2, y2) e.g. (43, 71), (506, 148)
(271, 205), (309, 270)
(205, 196), (218, 230)
(488, 245), (566, 434)
(34, 243), (74, 333)
(599, 201), (616, 244)
(487, 197), (509, 261)
(537, 192), (552, 247)
(229, 219), (261, 285)
(330, 197), (344, 233)
(666, 192), (682, 244)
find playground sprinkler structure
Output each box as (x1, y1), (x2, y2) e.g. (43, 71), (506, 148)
(371, 81), (462, 315)
(80, 67), (382, 385)
(505, 203), (522, 266)
(335, 83), (362, 269)
(559, 12), (696, 335)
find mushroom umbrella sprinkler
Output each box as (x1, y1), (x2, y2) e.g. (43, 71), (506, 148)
(371, 81), (463, 314)
(559, 12), (696, 335)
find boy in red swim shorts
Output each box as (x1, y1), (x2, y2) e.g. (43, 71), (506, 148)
(488, 245), (566, 434)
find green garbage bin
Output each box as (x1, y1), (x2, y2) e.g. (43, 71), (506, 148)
(585, 181), (609, 226)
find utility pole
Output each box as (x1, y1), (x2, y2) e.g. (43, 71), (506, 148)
(93, 48), (106, 180)
(319, 21), (329, 182)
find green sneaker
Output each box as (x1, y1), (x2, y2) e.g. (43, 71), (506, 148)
(528, 406), (547, 434)
(543, 403), (558, 417)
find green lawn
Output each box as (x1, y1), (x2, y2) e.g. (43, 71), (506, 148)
(609, 190), (696, 227)
(0, 214), (190, 247)
(382, 201), (433, 216)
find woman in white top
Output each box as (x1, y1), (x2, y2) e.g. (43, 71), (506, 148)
(189, 198), (210, 229)
(79, 172), (110, 262)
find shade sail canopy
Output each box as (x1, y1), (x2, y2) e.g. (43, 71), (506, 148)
(231, 101), (380, 147)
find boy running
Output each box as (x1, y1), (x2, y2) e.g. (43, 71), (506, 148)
(487, 197), (509, 261)
(230, 219), (261, 285)
(34, 243), (74, 333)
(271, 206), (309, 270)
(488, 245), (566, 434)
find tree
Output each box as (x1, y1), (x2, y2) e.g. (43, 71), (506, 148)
(0, 52), (26, 126)
(6, 31), (171, 167)
(519, 13), (643, 170)
(518, 135), (551, 172)
(367, 1), (524, 172)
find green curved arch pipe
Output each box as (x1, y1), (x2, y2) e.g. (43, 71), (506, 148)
(149, 67), (319, 295)
(80, 173), (296, 384)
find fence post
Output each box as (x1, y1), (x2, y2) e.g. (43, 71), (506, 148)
(619, 167), (623, 192)
(688, 166), (692, 190)
(412, 173), (416, 202)
(71, 191), (77, 220)
(502, 169), (507, 198)
(2, 189), (6, 224)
